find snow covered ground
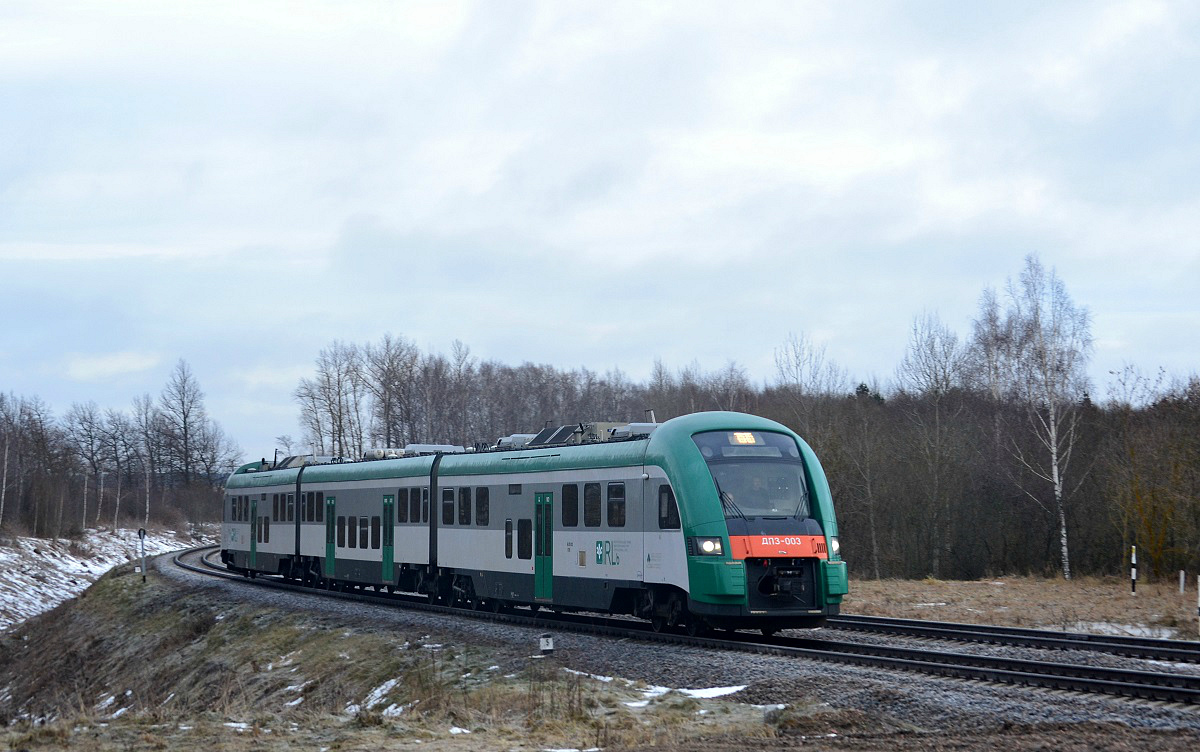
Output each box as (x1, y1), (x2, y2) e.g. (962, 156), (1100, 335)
(0, 527), (213, 632)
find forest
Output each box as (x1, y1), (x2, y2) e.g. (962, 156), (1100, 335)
(2, 257), (1196, 581)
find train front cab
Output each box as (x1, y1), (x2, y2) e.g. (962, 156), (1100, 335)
(652, 414), (848, 632)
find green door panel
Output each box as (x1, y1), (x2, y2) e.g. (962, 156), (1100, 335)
(250, 496), (259, 568)
(382, 495), (395, 584)
(534, 492), (553, 600)
(324, 496), (336, 577)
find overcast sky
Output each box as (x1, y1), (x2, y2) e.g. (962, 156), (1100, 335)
(2, 0), (1198, 461)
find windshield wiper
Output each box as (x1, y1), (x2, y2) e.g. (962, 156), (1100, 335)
(793, 491), (811, 519)
(713, 479), (745, 519)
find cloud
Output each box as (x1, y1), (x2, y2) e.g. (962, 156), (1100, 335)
(65, 352), (161, 381)
(230, 364), (314, 392)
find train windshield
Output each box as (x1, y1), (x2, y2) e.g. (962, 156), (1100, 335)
(692, 430), (810, 519)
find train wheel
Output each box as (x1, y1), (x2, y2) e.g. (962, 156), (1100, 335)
(685, 618), (709, 637)
(490, 599), (505, 614)
(650, 615), (667, 633)
(760, 627), (778, 638)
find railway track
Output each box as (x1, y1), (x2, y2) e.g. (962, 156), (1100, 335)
(829, 614), (1200, 664)
(171, 546), (1200, 706)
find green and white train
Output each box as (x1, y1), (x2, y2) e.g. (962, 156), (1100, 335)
(222, 411), (848, 633)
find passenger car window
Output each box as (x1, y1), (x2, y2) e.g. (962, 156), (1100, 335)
(476, 487), (490, 526)
(658, 485), (680, 529)
(607, 483), (625, 527)
(562, 484), (579, 527)
(584, 483), (601, 527)
(517, 518), (532, 559)
(458, 487), (472, 526)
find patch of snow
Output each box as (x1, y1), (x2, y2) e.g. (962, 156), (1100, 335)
(364, 678), (399, 709)
(914, 602), (948, 607)
(680, 685), (746, 699)
(286, 697), (304, 707)
(639, 685), (671, 699)
(383, 700), (416, 717)
(1066, 621), (1177, 639)
(449, 726), (471, 734)
(0, 527), (215, 633)
(225, 722), (250, 731)
(110, 707), (129, 719)
(562, 668), (613, 682)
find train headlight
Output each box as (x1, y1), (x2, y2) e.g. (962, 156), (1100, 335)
(691, 537), (724, 556)
(830, 537), (840, 555)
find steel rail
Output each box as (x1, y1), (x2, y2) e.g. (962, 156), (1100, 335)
(169, 547), (1200, 705)
(830, 614), (1200, 664)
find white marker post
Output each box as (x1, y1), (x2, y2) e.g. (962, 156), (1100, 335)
(1130, 545), (1136, 596)
(138, 527), (147, 583)
(1182, 570), (1187, 595)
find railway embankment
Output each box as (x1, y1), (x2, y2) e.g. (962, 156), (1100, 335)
(3, 555), (1200, 751)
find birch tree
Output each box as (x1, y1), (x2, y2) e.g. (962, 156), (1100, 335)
(977, 255), (1093, 579)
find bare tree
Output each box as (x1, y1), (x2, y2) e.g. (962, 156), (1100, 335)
(774, 332), (848, 443)
(65, 401), (106, 530)
(897, 312), (966, 397)
(159, 359), (206, 485)
(102, 409), (136, 528)
(362, 334), (421, 448)
(131, 394), (164, 529)
(295, 342), (367, 458)
(977, 255), (1093, 579)
(706, 361), (754, 412)
(0, 393), (12, 529)
(896, 312), (969, 576)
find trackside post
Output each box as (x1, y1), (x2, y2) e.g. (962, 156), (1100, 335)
(1130, 545), (1136, 596)
(138, 527), (147, 583)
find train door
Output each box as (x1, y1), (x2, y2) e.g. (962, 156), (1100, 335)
(250, 495), (259, 568)
(324, 495), (336, 577)
(643, 477), (681, 585)
(382, 494), (395, 584)
(535, 492), (553, 601)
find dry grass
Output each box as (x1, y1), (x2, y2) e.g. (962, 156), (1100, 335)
(845, 575), (1200, 639)
(5, 565), (1200, 749)
(0, 562), (792, 750)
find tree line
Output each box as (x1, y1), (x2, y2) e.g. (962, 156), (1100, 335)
(2, 256), (1195, 581)
(0, 360), (240, 538)
(290, 256), (1198, 580)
